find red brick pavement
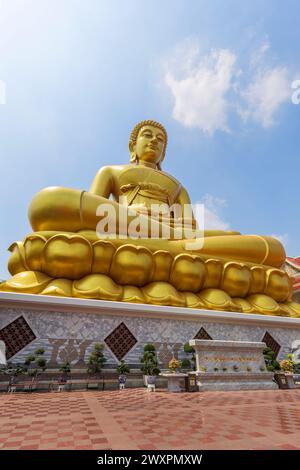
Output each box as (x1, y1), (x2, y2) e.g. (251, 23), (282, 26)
(0, 389), (300, 450)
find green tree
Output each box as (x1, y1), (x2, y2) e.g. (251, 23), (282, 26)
(140, 344), (160, 376)
(0, 362), (25, 378)
(87, 343), (107, 376)
(59, 361), (71, 380)
(263, 347), (280, 372)
(183, 342), (196, 370)
(116, 360), (130, 375)
(24, 348), (47, 378)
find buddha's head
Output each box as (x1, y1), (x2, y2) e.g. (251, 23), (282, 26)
(129, 120), (168, 170)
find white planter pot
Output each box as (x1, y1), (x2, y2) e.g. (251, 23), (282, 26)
(144, 375), (157, 386)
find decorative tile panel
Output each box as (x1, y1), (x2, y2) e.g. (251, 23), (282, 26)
(195, 327), (212, 340)
(262, 331), (281, 358)
(104, 322), (137, 360)
(0, 316), (36, 359)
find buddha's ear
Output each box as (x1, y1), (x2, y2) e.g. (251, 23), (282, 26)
(129, 141), (135, 154)
(129, 141), (136, 163)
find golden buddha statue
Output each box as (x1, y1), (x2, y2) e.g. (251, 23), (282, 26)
(1, 119), (299, 317)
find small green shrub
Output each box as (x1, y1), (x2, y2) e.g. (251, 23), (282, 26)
(23, 348), (47, 377)
(59, 362), (71, 374)
(181, 358), (191, 369)
(116, 360), (130, 375)
(87, 343), (107, 376)
(263, 347), (280, 372)
(183, 342), (196, 371)
(144, 344), (155, 352)
(140, 344), (160, 376)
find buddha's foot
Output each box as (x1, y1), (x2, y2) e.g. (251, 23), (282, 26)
(1, 270), (299, 317)
(0, 232), (297, 317)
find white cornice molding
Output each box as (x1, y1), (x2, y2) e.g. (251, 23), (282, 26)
(1, 291), (300, 329)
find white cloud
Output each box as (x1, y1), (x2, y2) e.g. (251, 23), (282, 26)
(240, 67), (290, 127)
(194, 194), (230, 231)
(249, 40), (270, 68)
(164, 47), (237, 134)
(163, 39), (292, 133)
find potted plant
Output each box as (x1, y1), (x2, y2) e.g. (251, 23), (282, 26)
(87, 343), (107, 377)
(58, 361), (71, 391)
(86, 343), (107, 389)
(168, 357), (180, 373)
(1, 362), (25, 392)
(280, 358), (294, 373)
(181, 358), (192, 370)
(279, 356), (296, 388)
(263, 347), (280, 372)
(23, 348), (47, 388)
(213, 367), (219, 372)
(140, 344), (160, 386)
(116, 360), (130, 390)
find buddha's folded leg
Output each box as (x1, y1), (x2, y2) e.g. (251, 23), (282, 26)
(75, 232), (284, 268)
(28, 187), (285, 268)
(172, 234), (285, 268)
(29, 187), (173, 237)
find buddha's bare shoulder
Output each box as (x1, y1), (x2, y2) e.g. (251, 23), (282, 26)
(95, 164), (131, 175)
(93, 164), (130, 182)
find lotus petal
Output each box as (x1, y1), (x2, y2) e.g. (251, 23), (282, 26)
(73, 274), (122, 301)
(265, 269), (292, 302)
(41, 278), (72, 297)
(122, 286), (145, 303)
(198, 288), (237, 311)
(110, 245), (153, 286)
(0, 271), (52, 294)
(170, 254), (206, 292)
(221, 262), (251, 298)
(143, 282), (185, 307)
(43, 234), (92, 279)
(247, 294), (280, 315)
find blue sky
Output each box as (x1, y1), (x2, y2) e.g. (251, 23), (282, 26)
(0, 0), (300, 279)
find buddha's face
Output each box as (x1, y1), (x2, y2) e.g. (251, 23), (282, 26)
(134, 125), (165, 166)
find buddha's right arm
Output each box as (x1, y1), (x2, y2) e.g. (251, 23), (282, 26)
(89, 166), (114, 197)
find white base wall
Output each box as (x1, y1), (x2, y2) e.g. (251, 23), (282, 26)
(0, 292), (300, 368)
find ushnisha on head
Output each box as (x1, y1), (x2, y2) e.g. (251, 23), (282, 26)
(129, 120), (168, 170)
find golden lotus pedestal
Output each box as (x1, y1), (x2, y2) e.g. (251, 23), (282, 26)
(1, 231), (300, 318)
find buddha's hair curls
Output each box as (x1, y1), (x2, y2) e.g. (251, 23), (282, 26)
(129, 120), (168, 170)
